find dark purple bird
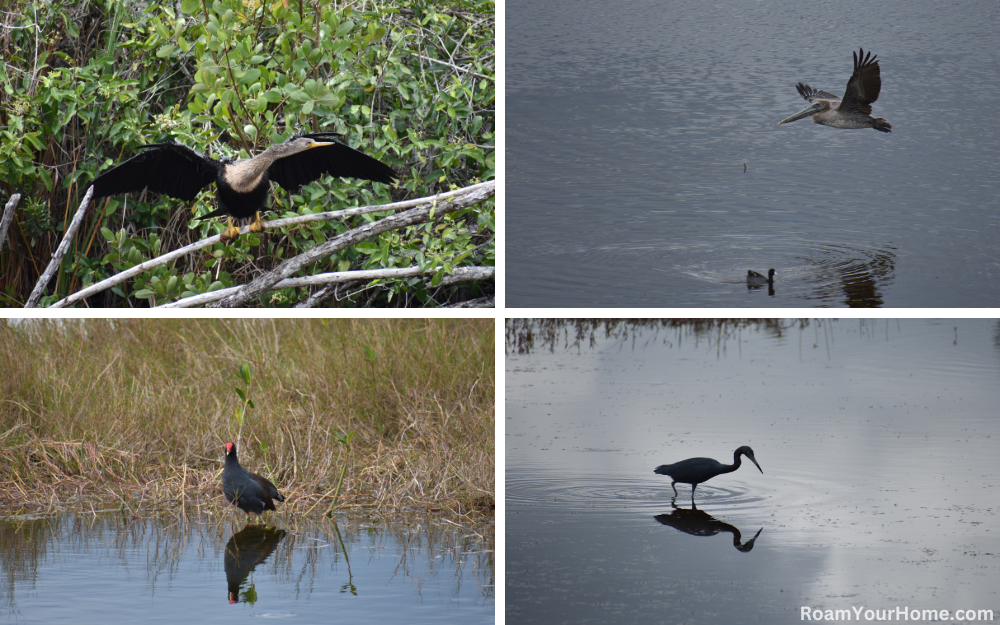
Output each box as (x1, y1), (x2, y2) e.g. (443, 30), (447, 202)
(654, 445), (763, 502)
(222, 442), (285, 516)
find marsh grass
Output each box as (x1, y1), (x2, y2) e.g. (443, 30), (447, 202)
(0, 319), (494, 519)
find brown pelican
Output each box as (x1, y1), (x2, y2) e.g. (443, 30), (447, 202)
(779, 48), (891, 133)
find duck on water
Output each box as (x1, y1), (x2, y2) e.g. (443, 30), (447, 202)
(747, 269), (775, 286)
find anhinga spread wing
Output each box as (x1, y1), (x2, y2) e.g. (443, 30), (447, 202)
(90, 132), (397, 243)
(91, 142), (221, 202)
(268, 133), (397, 191)
(839, 48), (882, 115)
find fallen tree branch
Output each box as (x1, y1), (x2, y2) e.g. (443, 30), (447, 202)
(160, 265), (493, 308)
(27, 186), (93, 308)
(0, 193), (21, 254)
(46, 181), (493, 308)
(210, 180), (495, 307)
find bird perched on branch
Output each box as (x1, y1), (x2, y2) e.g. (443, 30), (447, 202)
(91, 133), (398, 243)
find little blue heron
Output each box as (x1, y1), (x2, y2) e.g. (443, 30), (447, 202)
(654, 446), (763, 502)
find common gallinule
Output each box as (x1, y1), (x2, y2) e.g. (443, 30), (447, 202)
(746, 269), (775, 286)
(222, 442), (285, 516)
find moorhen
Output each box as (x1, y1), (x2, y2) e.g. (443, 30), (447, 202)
(222, 442), (285, 516)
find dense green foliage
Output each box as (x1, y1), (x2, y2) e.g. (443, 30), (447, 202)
(0, 0), (494, 306)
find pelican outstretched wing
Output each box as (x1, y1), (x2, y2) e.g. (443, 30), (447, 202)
(795, 83), (840, 104)
(840, 48), (882, 114)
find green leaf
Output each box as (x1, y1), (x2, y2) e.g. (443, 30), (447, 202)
(239, 363), (252, 384)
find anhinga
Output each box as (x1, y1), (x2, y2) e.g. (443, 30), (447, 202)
(779, 48), (892, 133)
(91, 132), (398, 242)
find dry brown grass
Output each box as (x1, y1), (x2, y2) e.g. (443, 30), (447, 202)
(0, 319), (494, 519)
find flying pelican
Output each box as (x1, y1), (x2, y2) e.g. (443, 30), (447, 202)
(779, 48), (891, 133)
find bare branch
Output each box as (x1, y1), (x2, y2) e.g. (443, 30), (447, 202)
(160, 266), (493, 308)
(26, 186), (94, 308)
(0, 193), (22, 254)
(210, 181), (495, 307)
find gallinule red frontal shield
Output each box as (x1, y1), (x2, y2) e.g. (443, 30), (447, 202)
(222, 442), (285, 516)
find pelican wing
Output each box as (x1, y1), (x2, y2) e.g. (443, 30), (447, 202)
(795, 83), (840, 104)
(267, 132), (397, 193)
(91, 142), (220, 201)
(840, 48), (882, 114)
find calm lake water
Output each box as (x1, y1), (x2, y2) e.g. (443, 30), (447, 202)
(506, 0), (1000, 307)
(506, 319), (1000, 623)
(0, 511), (494, 623)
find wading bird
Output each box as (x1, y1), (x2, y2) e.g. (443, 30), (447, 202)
(91, 133), (397, 243)
(779, 48), (891, 133)
(654, 446), (763, 502)
(747, 269), (775, 286)
(222, 442), (285, 517)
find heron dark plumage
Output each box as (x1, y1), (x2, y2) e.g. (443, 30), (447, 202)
(654, 445), (763, 502)
(91, 132), (398, 243)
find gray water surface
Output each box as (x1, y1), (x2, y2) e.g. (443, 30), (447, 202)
(1, 511), (494, 623)
(507, 0), (1000, 307)
(506, 319), (1000, 623)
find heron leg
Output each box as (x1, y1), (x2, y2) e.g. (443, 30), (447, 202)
(248, 211), (265, 234)
(671, 481), (678, 497)
(691, 484), (698, 503)
(220, 216), (241, 244)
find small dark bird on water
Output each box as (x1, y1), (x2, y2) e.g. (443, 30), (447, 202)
(747, 269), (775, 286)
(654, 446), (763, 502)
(222, 442), (285, 516)
(91, 133), (397, 243)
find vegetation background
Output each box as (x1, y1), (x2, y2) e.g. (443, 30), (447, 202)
(0, 318), (495, 518)
(0, 0), (494, 306)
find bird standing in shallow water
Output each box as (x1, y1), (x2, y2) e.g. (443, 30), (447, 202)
(654, 446), (763, 502)
(222, 442), (285, 517)
(91, 133), (397, 243)
(779, 48), (891, 133)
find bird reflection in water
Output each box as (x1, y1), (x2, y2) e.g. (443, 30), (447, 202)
(654, 505), (763, 552)
(225, 525), (287, 604)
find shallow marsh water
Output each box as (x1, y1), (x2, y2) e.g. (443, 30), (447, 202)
(507, 0), (1000, 307)
(506, 319), (1000, 623)
(0, 510), (493, 623)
